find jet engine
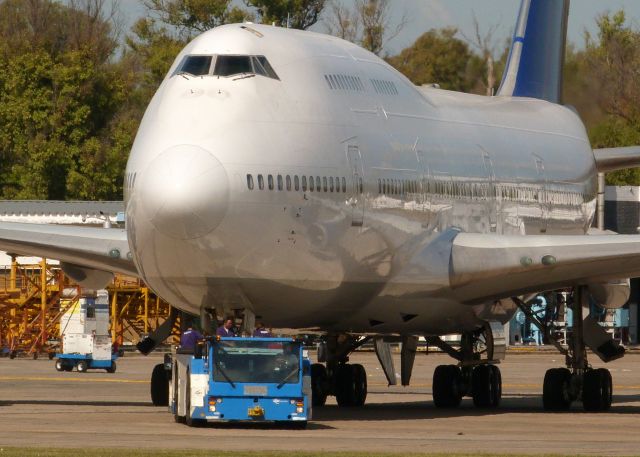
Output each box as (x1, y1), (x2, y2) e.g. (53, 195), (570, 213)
(588, 278), (630, 309)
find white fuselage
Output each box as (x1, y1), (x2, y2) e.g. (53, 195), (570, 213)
(125, 24), (596, 335)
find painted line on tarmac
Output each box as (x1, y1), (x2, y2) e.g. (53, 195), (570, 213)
(368, 382), (543, 388)
(370, 381), (640, 389)
(0, 376), (147, 384)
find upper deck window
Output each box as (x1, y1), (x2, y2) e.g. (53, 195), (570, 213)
(178, 55), (213, 76)
(213, 55), (279, 80)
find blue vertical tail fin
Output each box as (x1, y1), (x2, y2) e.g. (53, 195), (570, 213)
(497, 0), (570, 104)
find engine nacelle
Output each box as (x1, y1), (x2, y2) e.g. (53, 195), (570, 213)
(588, 279), (630, 309)
(61, 262), (114, 290)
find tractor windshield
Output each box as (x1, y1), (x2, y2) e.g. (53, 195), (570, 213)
(212, 340), (300, 385)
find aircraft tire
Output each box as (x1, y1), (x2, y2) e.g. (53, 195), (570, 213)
(311, 363), (328, 406)
(336, 364), (367, 407)
(351, 363), (367, 406)
(472, 364), (501, 408)
(432, 365), (462, 408)
(583, 368), (612, 412)
(335, 364), (354, 407)
(151, 363), (170, 406)
(543, 368), (572, 411)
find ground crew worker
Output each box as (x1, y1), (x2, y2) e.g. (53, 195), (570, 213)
(180, 323), (203, 350)
(216, 317), (236, 337)
(253, 322), (272, 337)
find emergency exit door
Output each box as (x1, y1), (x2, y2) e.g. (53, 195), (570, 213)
(533, 154), (549, 233)
(347, 145), (364, 227)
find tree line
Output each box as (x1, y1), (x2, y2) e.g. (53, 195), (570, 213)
(0, 0), (638, 200)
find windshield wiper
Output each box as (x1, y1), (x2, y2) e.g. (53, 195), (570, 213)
(214, 360), (236, 388)
(276, 369), (299, 389)
(232, 73), (256, 81)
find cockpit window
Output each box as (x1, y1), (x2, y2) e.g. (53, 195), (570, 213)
(178, 55), (213, 76)
(254, 56), (278, 79)
(214, 55), (252, 77)
(214, 55), (280, 80)
(175, 54), (279, 80)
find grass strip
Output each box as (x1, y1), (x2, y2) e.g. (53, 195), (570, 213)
(0, 450), (634, 457)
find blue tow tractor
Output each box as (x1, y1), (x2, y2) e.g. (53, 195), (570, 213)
(55, 352), (118, 373)
(151, 337), (312, 427)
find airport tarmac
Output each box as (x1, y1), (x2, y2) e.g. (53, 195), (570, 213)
(1, 351), (640, 455)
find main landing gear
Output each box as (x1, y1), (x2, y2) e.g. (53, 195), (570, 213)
(514, 286), (623, 412)
(311, 334), (370, 407)
(428, 322), (505, 409)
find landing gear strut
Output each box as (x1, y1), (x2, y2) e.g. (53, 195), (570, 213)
(311, 334), (370, 407)
(428, 321), (505, 409)
(515, 286), (620, 412)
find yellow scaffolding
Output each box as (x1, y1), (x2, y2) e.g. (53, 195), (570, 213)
(107, 275), (179, 349)
(0, 257), (74, 357)
(0, 258), (178, 357)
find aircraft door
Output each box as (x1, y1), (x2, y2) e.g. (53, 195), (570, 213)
(533, 154), (550, 233)
(482, 151), (498, 233)
(347, 145), (365, 227)
(415, 150), (433, 229)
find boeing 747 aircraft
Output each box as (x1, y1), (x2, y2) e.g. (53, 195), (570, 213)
(3, 0), (640, 412)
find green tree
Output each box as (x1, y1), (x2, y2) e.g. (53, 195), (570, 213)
(585, 11), (640, 124)
(125, 18), (185, 98)
(143, 0), (251, 37)
(0, 0), (132, 200)
(579, 11), (640, 185)
(386, 28), (472, 92)
(324, 0), (407, 56)
(562, 44), (604, 127)
(246, 0), (325, 29)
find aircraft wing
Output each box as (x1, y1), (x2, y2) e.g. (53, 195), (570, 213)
(593, 147), (640, 172)
(0, 221), (137, 276)
(450, 232), (640, 304)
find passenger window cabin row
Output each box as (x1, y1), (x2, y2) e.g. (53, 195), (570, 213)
(377, 176), (588, 206)
(247, 174), (349, 193)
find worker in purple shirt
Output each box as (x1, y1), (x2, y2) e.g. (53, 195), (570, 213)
(253, 322), (272, 337)
(180, 324), (203, 350)
(216, 317), (236, 337)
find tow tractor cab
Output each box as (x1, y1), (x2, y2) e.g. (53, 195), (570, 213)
(169, 337), (312, 427)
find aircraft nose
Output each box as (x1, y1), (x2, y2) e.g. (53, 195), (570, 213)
(141, 145), (229, 240)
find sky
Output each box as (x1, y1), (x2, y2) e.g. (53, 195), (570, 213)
(116, 0), (640, 56)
